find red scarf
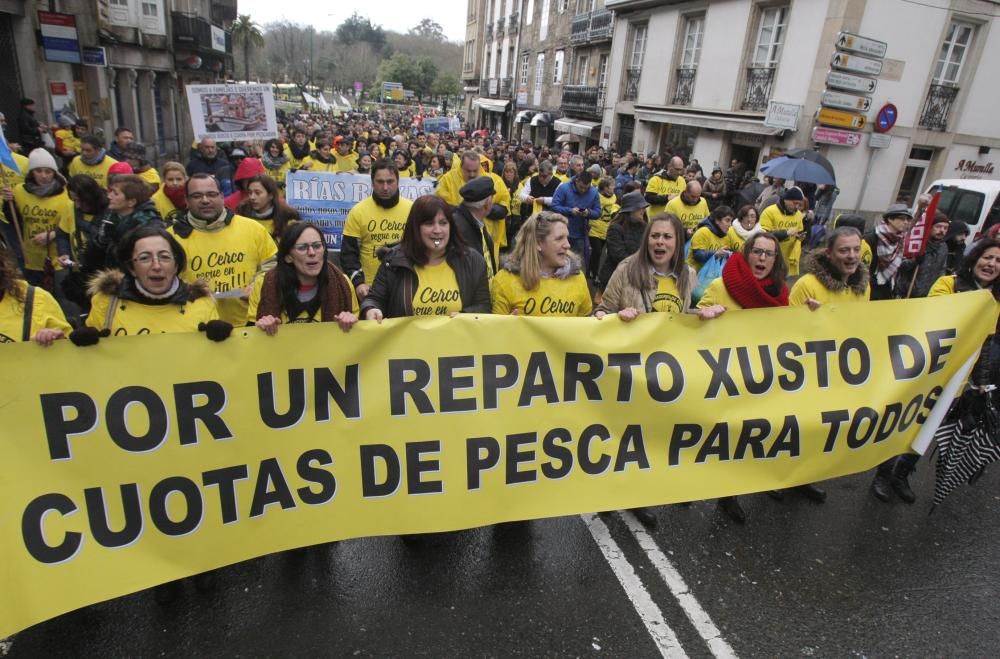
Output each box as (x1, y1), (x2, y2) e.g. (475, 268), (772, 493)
(721, 252), (789, 308)
(163, 185), (188, 210)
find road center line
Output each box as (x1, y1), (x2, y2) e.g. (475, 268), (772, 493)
(619, 512), (738, 659)
(581, 514), (689, 658)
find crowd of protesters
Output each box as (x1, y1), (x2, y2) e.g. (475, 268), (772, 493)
(2, 104), (999, 590)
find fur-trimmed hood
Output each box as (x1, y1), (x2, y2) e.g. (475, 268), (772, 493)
(87, 269), (212, 304)
(807, 253), (869, 295)
(501, 252), (584, 278)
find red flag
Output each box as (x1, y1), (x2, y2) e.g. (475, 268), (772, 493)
(903, 192), (941, 258)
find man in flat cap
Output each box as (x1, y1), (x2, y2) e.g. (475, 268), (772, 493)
(454, 176), (504, 278)
(864, 203), (915, 300)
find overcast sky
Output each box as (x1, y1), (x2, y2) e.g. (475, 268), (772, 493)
(237, 0), (469, 42)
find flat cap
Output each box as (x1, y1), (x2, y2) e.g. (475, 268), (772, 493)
(884, 203), (914, 219)
(460, 175), (496, 203)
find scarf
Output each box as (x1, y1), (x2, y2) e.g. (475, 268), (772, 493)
(186, 208), (230, 233)
(874, 221), (904, 285)
(261, 151), (289, 170)
(289, 141), (311, 160)
(24, 179), (62, 197)
(732, 221), (762, 243)
(248, 205), (274, 220)
(134, 277), (181, 301)
(311, 150), (334, 164)
(541, 258), (574, 280)
(163, 185), (187, 209)
(256, 262), (352, 322)
(81, 149), (107, 166)
(721, 252), (789, 308)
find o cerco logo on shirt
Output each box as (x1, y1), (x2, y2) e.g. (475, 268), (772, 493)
(523, 295), (576, 315)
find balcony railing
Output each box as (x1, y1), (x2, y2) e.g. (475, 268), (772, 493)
(560, 85), (606, 117)
(571, 9), (615, 44)
(741, 66), (775, 112)
(672, 68), (696, 106)
(479, 80), (490, 97)
(918, 83), (959, 131)
(486, 22), (493, 39)
(496, 18), (505, 37)
(500, 77), (513, 97)
(623, 67), (641, 101)
(172, 12), (232, 55)
(508, 12), (519, 34)
(480, 78), (512, 99)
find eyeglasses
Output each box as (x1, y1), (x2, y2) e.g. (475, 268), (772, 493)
(750, 247), (777, 258)
(292, 241), (324, 254)
(133, 252), (175, 266)
(187, 191), (221, 200)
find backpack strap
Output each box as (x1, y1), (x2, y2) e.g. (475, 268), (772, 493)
(22, 284), (35, 342)
(104, 295), (119, 332)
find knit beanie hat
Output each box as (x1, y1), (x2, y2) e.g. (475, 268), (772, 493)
(782, 186), (805, 201)
(108, 161), (134, 176)
(28, 148), (58, 172)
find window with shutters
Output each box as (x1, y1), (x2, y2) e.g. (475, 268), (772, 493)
(534, 52), (545, 105)
(751, 6), (787, 68)
(553, 50), (564, 84)
(933, 21), (974, 84)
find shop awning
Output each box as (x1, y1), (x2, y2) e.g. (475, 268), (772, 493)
(515, 110), (536, 123)
(473, 97), (510, 112)
(530, 112), (553, 126)
(554, 118), (600, 137)
(634, 107), (785, 136)
(556, 133), (581, 143)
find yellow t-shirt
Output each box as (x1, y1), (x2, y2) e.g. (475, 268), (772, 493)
(334, 152), (359, 172)
(168, 215), (278, 325)
(2, 152), (29, 187)
(928, 275), (956, 297)
(57, 211), (96, 260)
(68, 156), (118, 189)
(591, 193), (619, 240)
(309, 158), (339, 173)
(861, 240), (873, 266)
(696, 277), (743, 310)
(0, 281), (71, 343)
(87, 290), (219, 336)
(724, 226), (752, 252)
(342, 196), (414, 285)
(151, 188), (180, 221)
(247, 273), (360, 323)
(491, 270), (593, 317)
(55, 128), (80, 155)
(553, 171), (570, 184)
(664, 196), (710, 234)
(11, 185), (74, 271)
(646, 174), (685, 218)
(789, 273), (870, 306)
(760, 204), (804, 276)
(652, 274), (684, 313)
(687, 226), (727, 272)
(264, 160), (291, 187)
(412, 261), (462, 316)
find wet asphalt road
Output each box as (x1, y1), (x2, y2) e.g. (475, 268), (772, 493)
(5, 464), (999, 658)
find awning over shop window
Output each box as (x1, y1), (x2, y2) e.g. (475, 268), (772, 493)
(530, 112), (553, 126)
(634, 107), (784, 136)
(554, 118), (600, 137)
(515, 110), (536, 123)
(473, 98), (510, 112)
(556, 133), (581, 143)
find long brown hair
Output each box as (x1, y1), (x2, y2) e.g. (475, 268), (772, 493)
(237, 174), (300, 239)
(400, 195), (466, 266)
(625, 213), (691, 301)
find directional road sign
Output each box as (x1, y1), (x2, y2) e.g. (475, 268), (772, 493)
(830, 52), (883, 76)
(817, 107), (867, 130)
(836, 32), (888, 59)
(813, 127), (862, 147)
(821, 90), (872, 113)
(826, 70), (878, 94)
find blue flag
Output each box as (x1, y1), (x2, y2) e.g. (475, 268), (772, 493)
(0, 128), (21, 175)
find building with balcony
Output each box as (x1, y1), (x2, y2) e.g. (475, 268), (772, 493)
(601, 0), (1000, 215)
(555, 1), (614, 149)
(462, 0), (489, 119)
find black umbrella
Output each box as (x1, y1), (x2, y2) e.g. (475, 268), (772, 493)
(931, 389), (1000, 507)
(785, 148), (836, 181)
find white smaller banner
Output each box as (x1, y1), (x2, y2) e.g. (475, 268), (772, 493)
(186, 83), (278, 142)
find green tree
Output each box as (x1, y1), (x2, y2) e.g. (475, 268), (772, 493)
(431, 74), (460, 100)
(232, 14), (265, 83)
(378, 53), (438, 101)
(409, 19), (446, 41)
(336, 12), (387, 51)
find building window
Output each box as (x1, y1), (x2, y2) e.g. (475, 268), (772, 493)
(933, 21), (974, 84)
(540, 0), (550, 40)
(464, 40), (475, 72)
(560, 0), (570, 12)
(576, 0), (595, 13)
(534, 52), (545, 105)
(553, 50), (564, 84)
(629, 23), (647, 70)
(520, 53), (530, 86)
(752, 6), (788, 68)
(680, 15), (704, 69)
(576, 54), (589, 85)
(598, 54), (608, 89)
(526, 0), (534, 25)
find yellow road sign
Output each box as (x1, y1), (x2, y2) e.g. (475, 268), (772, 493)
(817, 107), (866, 130)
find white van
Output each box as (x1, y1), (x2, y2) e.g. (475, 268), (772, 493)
(921, 179), (1000, 240)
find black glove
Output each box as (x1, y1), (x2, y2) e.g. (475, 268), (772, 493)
(69, 326), (110, 346)
(199, 320), (233, 342)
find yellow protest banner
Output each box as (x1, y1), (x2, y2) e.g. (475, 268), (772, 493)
(0, 292), (994, 636)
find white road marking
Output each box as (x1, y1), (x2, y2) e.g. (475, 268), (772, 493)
(620, 511), (738, 659)
(581, 513), (689, 658)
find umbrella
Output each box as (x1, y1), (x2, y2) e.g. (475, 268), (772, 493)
(930, 388), (1000, 507)
(760, 155), (836, 186)
(786, 148), (836, 180)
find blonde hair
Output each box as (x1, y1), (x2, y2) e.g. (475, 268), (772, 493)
(161, 161), (186, 180)
(508, 212), (569, 291)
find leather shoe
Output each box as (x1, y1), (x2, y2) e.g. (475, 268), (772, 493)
(630, 506), (658, 528)
(794, 483), (827, 503)
(718, 496), (746, 524)
(871, 473), (892, 502)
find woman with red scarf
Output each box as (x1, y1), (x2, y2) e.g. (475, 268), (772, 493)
(696, 232), (789, 523)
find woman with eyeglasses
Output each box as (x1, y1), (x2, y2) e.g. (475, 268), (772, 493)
(250, 222), (358, 334)
(361, 195), (490, 321)
(695, 232), (790, 524)
(73, 224), (228, 339)
(493, 212), (592, 317)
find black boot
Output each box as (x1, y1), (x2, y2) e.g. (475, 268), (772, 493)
(871, 460), (894, 502)
(890, 455), (918, 504)
(630, 506), (658, 528)
(794, 483), (827, 503)
(153, 579), (181, 605)
(193, 570), (217, 593)
(718, 496), (746, 524)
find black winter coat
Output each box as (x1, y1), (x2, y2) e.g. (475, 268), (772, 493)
(599, 218), (645, 287)
(360, 244), (492, 319)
